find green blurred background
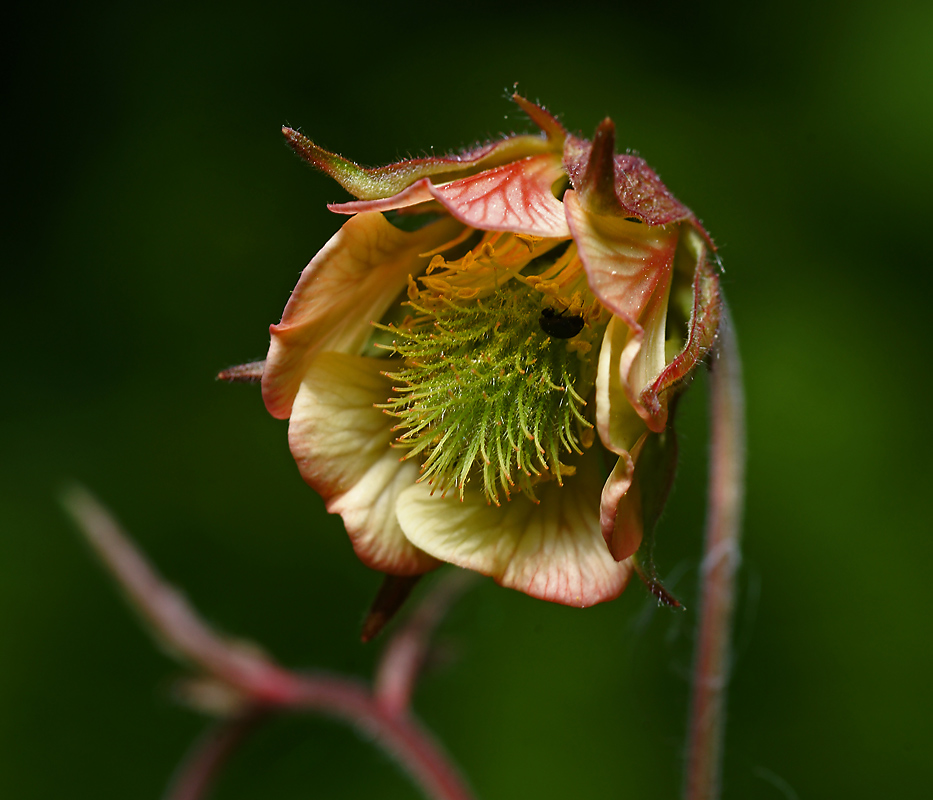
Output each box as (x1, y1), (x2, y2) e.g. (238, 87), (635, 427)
(6, 0), (932, 797)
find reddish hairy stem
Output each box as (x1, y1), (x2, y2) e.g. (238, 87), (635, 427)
(62, 488), (475, 800)
(286, 676), (474, 800)
(216, 360), (265, 383)
(375, 570), (478, 715)
(684, 300), (745, 800)
(164, 710), (267, 800)
(163, 677), (474, 800)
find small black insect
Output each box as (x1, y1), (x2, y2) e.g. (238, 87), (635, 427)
(539, 306), (585, 339)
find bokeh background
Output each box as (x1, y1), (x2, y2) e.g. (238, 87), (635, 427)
(6, 1), (933, 797)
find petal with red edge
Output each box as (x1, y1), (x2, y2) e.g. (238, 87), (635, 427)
(288, 352), (439, 575)
(599, 434), (648, 561)
(640, 231), (721, 417)
(396, 455), (632, 607)
(262, 213), (463, 419)
(430, 154), (571, 238)
(328, 179), (437, 215)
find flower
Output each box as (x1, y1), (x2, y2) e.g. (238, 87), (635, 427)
(262, 96), (720, 607)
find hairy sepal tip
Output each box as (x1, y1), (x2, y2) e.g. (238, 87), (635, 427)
(580, 118), (624, 215)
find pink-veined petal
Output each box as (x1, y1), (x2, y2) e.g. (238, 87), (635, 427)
(430, 153), (571, 238)
(262, 213), (463, 420)
(322, 103), (569, 222)
(288, 352), (439, 575)
(599, 434), (648, 561)
(395, 455), (633, 607)
(565, 189), (679, 326)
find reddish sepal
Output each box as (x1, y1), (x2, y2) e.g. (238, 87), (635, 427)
(361, 574), (423, 643)
(631, 427), (684, 609)
(282, 95), (563, 202)
(640, 255), (722, 417)
(578, 118), (624, 215)
(217, 360), (265, 383)
(564, 132), (712, 244)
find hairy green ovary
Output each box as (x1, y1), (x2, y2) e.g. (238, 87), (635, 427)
(376, 261), (605, 505)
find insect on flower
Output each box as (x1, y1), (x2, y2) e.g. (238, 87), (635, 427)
(539, 305), (586, 339)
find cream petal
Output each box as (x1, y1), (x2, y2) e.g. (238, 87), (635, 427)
(627, 278), (673, 430)
(262, 212), (463, 420)
(596, 316), (646, 453)
(599, 435), (648, 561)
(396, 456), (633, 607)
(288, 351), (438, 575)
(595, 269), (673, 449)
(429, 153), (571, 238)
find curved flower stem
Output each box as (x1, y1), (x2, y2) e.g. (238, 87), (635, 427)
(684, 299), (745, 800)
(375, 570), (479, 715)
(163, 678), (474, 800)
(62, 487), (475, 800)
(286, 676), (474, 800)
(164, 709), (268, 800)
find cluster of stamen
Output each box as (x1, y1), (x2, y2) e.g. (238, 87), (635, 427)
(375, 233), (605, 505)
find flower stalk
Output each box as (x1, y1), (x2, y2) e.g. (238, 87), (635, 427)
(684, 300), (745, 800)
(164, 710), (268, 800)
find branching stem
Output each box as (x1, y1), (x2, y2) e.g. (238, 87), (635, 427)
(62, 488), (475, 800)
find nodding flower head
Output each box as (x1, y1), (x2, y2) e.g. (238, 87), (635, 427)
(262, 96), (721, 607)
